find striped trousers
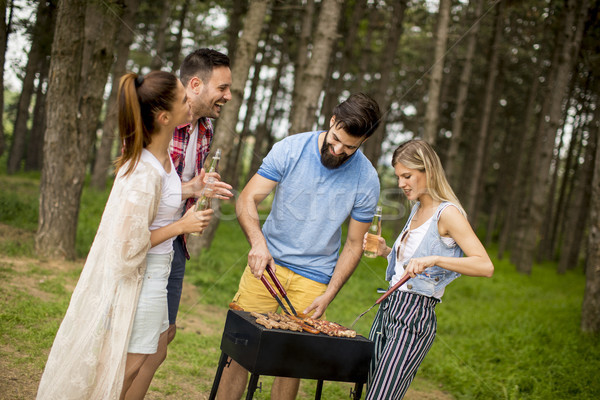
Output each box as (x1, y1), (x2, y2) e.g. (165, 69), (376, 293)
(366, 290), (439, 400)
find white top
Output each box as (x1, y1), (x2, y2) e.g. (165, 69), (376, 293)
(390, 216), (433, 287)
(390, 208), (457, 297)
(182, 123), (198, 183)
(142, 149), (182, 254)
(176, 123), (198, 217)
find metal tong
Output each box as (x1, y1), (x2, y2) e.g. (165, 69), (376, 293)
(260, 264), (298, 316)
(350, 273), (411, 328)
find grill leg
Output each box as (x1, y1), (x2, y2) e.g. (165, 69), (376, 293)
(352, 382), (364, 400)
(314, 380), (324, 399)
(245, 373), (260, 400)
(208, 352), (229, 400)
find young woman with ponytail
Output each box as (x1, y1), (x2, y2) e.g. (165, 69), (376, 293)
(37, 71), (213, 399)
(363, 139), (494, 400)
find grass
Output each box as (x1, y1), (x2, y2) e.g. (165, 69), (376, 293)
(1, 171), (599, 399)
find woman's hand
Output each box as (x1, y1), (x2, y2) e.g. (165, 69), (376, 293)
(362, 232), (390, 257)
(403, 256), (438, 278)
(180, 207), (214, 235)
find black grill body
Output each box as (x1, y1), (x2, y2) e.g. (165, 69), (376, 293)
(209, 310), (374, 399)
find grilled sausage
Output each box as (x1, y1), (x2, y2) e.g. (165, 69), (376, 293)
(229, 302), (245, 311)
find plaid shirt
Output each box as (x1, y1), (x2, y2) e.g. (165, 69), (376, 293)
(169, 117), (214, 258)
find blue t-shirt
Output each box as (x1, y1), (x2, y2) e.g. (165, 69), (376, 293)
(257, 131), (380, 284)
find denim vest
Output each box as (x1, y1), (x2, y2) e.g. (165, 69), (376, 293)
(385, 202), (463, 298)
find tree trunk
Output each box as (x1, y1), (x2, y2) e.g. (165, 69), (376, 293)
(485, 115), (513, 247)
(24, 53), (51, 171)
(187, 0), (271, 255)
(80, 0), (122, 165)
(36, 0), (123, 259)
(24, 0), (58, 172)
(225, 6), (281, 189)
(149, 1), (170, 70)
(36, 0), (88, 259)
(90, 0), (140, 190)
(537, 117), (568, 262)
(557, 120), (596, 273)
(422, 0), (450, 145)
(473, 62), (504, 226)
(247, 48), (287, 181)
(552, 99), (587, 263)
(288, 0), (315, 133)
(319, 0), (366, 123)
(0, 0), (9, 157)
(539, 88), (580, 262)
(511, 0), (587, 274)
(445, 0), (483, 184)
(226, 0), (248, 60)
(170, 0), (189, 73)
(288, 0), (343, 135)
(581, 107), (600, 333)
(463, 0), (504, 220)
(498, 77), (539, 259)
(362, 0), (407, 167)
(500, 63), (548, 259)
(356, 4), (378, 93)
(7, 0), (53, 173)
(498, 16), (552, 260)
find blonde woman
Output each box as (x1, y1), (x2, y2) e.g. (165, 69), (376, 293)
(364, 139), (494, 399)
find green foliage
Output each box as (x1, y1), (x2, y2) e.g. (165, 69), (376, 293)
(0, 174), (39, 230)
(420, 253), (598, 399)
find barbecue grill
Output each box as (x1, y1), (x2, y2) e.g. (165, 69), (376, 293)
(208, 310), (374, 399)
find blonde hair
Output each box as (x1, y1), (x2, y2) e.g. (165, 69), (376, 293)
(392, 139), (467, 216)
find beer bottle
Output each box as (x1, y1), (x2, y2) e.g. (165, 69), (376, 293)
(363, 206), (382, 258)
(190, 149), (221, 236)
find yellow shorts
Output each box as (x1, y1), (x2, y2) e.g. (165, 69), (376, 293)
(232, 265), (327, 317)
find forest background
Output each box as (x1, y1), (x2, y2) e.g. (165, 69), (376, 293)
(0, 0), (599, 398)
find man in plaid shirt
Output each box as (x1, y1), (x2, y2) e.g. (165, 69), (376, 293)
(129, 49), (233, 394)
(170, 48), (233, 333)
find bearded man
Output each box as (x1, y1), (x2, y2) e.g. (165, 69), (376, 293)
(218, 93), (382, 400)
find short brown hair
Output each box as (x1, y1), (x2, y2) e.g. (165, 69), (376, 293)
(332, 93), (381, 138)
(180, 48), (230, 86)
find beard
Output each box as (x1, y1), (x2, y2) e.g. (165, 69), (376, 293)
(320, 129), (353, 169)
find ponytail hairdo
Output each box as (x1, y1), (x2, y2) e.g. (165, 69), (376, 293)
(114, 71), (179, 176)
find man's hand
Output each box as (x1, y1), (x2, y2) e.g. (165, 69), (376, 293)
(184, 168), (233, 200)
(203, 171), (234, 200)
(237, 174), (279, 278)
(248, 241), (275, 279)
(303, 291), (335, 319)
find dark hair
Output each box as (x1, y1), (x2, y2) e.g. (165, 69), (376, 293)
(115, 70), (179, 176)
(331, 93), (381, 138)
(180, 48), (230, 86)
